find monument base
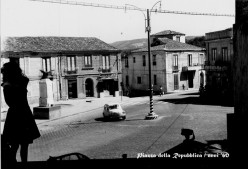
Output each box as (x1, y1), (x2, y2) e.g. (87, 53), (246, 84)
(33, 105), (61, 120)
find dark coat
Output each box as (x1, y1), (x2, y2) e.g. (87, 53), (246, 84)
(2, 76), (40, 144)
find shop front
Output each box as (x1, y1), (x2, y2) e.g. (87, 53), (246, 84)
(96, 74), (119, 97)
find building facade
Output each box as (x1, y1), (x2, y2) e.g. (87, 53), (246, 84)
(1, 37), (121, 110)
(204, 28), (233, 100)
(122, 30), (205, 97)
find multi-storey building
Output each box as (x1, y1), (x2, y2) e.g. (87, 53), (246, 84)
(1, 37), (121, 110)
(204, 28), (233, 100)
(122, 30), (206, 96)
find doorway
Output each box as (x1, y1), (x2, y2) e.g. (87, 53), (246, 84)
(174, 74), (179, 90)
(85, 78), (94, 97)
(188, 71), (194, 88)
(200, 72), (204, 85)
(68, 79), (77, 99)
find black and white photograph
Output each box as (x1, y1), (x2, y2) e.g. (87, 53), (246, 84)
(1, 0), (247, 168)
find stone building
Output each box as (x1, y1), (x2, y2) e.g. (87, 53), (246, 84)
(1, 37), (121, 110)
(204, 28), (233, 101)
(122, 30), (206, 96)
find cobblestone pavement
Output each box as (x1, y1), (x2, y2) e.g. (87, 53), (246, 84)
(24, 90), (233, 161)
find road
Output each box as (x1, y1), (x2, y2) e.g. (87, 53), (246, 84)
(26, 91), (233, 161)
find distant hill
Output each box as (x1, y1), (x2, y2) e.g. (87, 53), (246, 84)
(110, 36), (206, 50)
(110, 38), (147, 50)
(186, 36), (199, 41)
(186, 36), (206, 48)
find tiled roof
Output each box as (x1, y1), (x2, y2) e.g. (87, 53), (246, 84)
(151, 30), (185, 36)
(132, 37), (205, 52)
(2, 36), (118, 52)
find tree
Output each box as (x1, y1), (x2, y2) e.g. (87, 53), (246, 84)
(186, 36), (206, 48)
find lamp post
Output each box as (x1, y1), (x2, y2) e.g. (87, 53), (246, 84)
(125, 1), (161, 120)
(145, 8), (157, 120)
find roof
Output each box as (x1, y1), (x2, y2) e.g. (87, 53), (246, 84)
(132, 37), (205, 52)
(2, 36), (118, 53)
(151, 30), (185, 36)
(205, 28), (233, 41)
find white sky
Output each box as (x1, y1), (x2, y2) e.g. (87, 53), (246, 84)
(1, 0), (235, 44)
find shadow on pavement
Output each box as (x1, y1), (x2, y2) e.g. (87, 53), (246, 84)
(95, 117), (125, 122)
(179, 92), (201, 96)
(163, 139), (228, 155)
(158, 94), (233, 107)
(94, 117), (144, 123)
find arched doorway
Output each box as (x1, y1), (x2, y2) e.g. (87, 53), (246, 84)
(85, 78), (94, 97)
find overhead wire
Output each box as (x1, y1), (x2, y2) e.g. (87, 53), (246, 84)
(29, 0), (235, 17)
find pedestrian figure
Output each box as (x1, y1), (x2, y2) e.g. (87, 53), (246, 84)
(1, 62), (41, 164)
(182, 84), (185, 90)
(159, 86), (163, 96)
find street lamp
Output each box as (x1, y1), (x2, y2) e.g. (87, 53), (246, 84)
(125, 4), (147, 32)
(125, 1), (161, 120)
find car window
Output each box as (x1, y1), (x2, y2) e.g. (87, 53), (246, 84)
(109, 105), (118, 109)
(61, 154), (78, 160)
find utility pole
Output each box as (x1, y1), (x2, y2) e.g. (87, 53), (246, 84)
(145, 9), (158, 120)
(228, 0), (248, 160)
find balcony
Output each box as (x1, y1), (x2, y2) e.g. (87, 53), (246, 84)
(102, 69), (111, 73)
(98, 67), (112, 73)
(182, 64), (204, 72)
(204, 65), (228, 71)
(182, 66), (188, 72)
(64, 68), (78, 75)
(172, 66), (179, 72)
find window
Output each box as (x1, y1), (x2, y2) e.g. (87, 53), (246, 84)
(126, 75), (129, 86)
(211, 48), (217, 61)
(199, 54), (204, 65)
(188, 54), (192, 66)
(153, 55), (156, 66)
(42, 57), (51, 72)
(222, 47), (228, 61)
(133, 57), (136, 63)
(154, 75), (157, 85)
(137, 76), (141, 84)
(125, 57), (129, 68)
(173, 54), (178, 66)
(176, 36), (180, 42)
(67, 56), (76, 71)
(116, 56), (120, 71)
(143, 55), (146, 66)
(84, 55), (92, 67)
(24, 57), (30, 75)
(102, 55), (110, 70)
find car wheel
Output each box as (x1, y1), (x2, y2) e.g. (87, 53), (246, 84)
(122, 116), (126, 120)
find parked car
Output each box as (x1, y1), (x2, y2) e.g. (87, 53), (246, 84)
(103, 103), (126, 120)
(47, 152), (90, 161)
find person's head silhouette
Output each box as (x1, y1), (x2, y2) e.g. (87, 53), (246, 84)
(1, 61), (28, 86)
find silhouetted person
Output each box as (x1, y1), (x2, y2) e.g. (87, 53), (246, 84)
(181, 128), (195, 142)
(182, 84), (185, 90)
(1, 62), (41, 165)
(159, 86), (163, 96)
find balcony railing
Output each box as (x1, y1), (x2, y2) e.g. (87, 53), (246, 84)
(172, 66), (179, 72)
(64, 68), (78, 74)
(182, 64), (205, 71)
(182, 66), (188, 72)
(102, 69), (111, 73)
(98, 67), (112, 73)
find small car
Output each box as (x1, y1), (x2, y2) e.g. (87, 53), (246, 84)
(103, 103), (126, 120)
(47, 152), (90, 161)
